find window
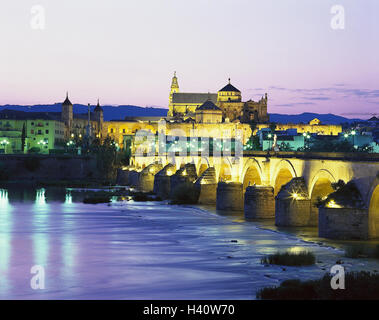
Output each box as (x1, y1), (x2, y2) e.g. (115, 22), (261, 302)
(31, 122), (34, 126)
(31, 130), (34, 134)
(110, 128), (114, 133)
(38, 130), (41, 134)
(45, 130), (49, 134)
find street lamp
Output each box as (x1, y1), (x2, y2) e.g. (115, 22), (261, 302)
(0, 139), (10, 153)
(351, 130), (357, 149)
(268, 133), (272, 151)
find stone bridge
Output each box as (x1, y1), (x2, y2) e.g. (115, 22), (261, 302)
(122, 151), (379, 240)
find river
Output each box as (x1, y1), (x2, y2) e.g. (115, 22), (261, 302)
(0, 187), (379, 300)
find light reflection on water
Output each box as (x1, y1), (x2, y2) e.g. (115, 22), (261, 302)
(0, 189), (12, 292)
(33, 188), (50, 271)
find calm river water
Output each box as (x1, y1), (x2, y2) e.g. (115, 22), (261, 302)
(0, 186), (379, 300)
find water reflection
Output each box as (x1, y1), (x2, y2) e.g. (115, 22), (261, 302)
(0, 189), (10, 208)
(33, 188), (49, 267)
(0, 189), (12, 292)
(35, 188), (46, 206)
(65, 190), (72, 205)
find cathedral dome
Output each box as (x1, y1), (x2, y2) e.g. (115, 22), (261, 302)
(219, 79), (241, 93)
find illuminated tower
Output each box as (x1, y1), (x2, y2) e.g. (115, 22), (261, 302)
(61, 92), (73, 138)
(168, 72), (179, 116)
(94, 99), (104, 138)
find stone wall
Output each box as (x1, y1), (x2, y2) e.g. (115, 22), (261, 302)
(244, 186), (275, 219)
(216, 182), (243, 211)
(0, 154), (99, 181)
(319, 207), (369, 240)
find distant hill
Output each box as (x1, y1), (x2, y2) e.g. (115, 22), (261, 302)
(0, 104), (168, 121)
(0, 105), (364, 124)
(269, 113), (363, 125)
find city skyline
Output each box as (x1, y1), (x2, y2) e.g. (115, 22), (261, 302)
(0, 0), (378, 118)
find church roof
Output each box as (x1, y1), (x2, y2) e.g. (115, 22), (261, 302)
(94, 100), (103, 112)
(219, 82), (241, 93)
(62, 93), (72, 106)
(172, 93), (217, 104)
(196, 99), (221, 111)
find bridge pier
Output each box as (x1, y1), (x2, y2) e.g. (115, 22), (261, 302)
(129, 170), (140, 188)
(319, 207), (369, 240)
(139, 164), (163, 192)
(169, 164), (198, 199)
(153, 164), (176, 199)
(116, 168), (129, 185)
(275, 178), (312, 227)
(216, 182), (243, 211)
(194, 167), (217, 205)
(244, 186), (275, 219)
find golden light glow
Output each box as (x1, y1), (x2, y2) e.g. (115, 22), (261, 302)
(326, 199), (342, 208)
(166, 169), (174, 176)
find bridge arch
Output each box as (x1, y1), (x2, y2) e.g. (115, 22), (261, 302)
(197, 157), (210, 177)
(368, 179), (379, 239)
(242, 158), (263, 190)
(217, 158), (233, 182)
(309, 169), (337, 224)
(272, 160), (297, 195)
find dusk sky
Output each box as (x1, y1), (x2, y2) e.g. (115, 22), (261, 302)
(0, 0), (378, 118)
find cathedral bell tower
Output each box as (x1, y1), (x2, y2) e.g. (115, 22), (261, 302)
(169, 71), (179, 104)
(168, 72), (180, 117)
(62, 92), (73, 139)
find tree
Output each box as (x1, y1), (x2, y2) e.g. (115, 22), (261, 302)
(249, 120), (258, 135)
(279, 142), (293, 151)
(251, 135), (262, 150)
(21, 122), (26, 152)
(269, 122), (277, 133)
(89, 136), (118, 181)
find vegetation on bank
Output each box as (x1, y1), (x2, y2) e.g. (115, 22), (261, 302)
(261, 250), (316, 266)
(257, 271), (379, 300)
(344, 244), (379, 259)
(80, 189), (162, 204)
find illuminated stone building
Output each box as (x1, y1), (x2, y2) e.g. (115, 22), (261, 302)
(167, 73), (269, 123)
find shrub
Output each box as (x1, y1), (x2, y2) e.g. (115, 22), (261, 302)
(28, 147), (41, 154)
(344, 244), (369, 258)
(257, 271), (379, 300)
(24, 158), (41, 172)
(345, 244), (379, 259)
(131, 191), (159, 202)
(261, 250), (316, 266)
(170, 182), (199, 205)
